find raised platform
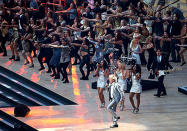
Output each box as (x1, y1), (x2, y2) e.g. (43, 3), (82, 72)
(178, 86), (187, 95)
(0, 65), (76, 108)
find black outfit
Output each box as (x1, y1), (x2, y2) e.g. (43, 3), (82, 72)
(152, 17), (164, 50)
(79, 46), (90, 79)
(79, 54), (90, 79)
(71, 40), (81, 64)
(162, 40), (173, 69)
(122, 32), (129, 56)
(147, 47), (156, 71)
(1, 34), (8, 56)
(151, 55), (167, 96)
(37, 37), (53, 71)
(170, 20), (182, 62)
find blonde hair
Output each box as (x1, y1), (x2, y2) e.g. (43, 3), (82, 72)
(109, 74), (117, 82)
(131, 39), (138, 49)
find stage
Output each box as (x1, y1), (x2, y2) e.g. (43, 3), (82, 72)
(0, 47), (187, 130)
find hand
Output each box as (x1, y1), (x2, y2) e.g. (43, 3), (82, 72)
(97, 63), (100, 68)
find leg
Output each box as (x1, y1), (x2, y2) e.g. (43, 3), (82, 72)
(157, 75), (165, 95)
(99, 88), (105, 106)
(170, 39), (177, 61)
(9, 42), (15, 59)
(154, 38), (161, 50)
(38, 52), (45, 69)
(62, 62), (70, 82)
(13, 40), (20, 60)
(79, 57), (86, 79)
(28, 52), (34, 68)
(97, 88), (102, 104)
(85, 55), (90, 79)
(55, 65), (61, 79)
(176, 40), (181, 62)
(1, 36), (8, 56)
(136, 93), (141, 112)
(129, 92), (136, 109)
(51, 66), (56, 77)
(107, 99), (119, 127)
(147, 56), (154, 71)
(68, 60), (72, 75)
(180, 48), (187, 66)
(160, 76), (166, 95)
(22, 50), (29, 64)
(120, 93), (125, 111)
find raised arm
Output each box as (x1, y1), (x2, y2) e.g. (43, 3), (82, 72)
(82, 17), (99, 22)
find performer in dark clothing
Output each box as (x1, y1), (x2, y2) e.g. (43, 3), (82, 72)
(150, 49), (168, 97)
(35, 31), (53, 73)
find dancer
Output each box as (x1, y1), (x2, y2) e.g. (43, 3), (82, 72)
(95, 60), (109, 108)
(129, 64), (142, 113)
(107, 74), (123, 128)
(130, 39), (142, 65)
(60, 38), (71, 83)
(115, 60), (128, 111)
(71, 38), (90, 80)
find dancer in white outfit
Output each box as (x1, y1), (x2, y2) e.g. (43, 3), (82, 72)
(129, 64), (142, 113)
(130, 39), (142, 65)
(95, 60), (109, 108)
(115, 60), (128, 111)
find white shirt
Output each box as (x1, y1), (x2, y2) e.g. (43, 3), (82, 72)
(157, 56), (162, 63)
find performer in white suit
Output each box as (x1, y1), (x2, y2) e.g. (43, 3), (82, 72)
(107, 74), (123, 128)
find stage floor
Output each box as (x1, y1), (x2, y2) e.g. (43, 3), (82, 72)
(0, 47), (187, 131)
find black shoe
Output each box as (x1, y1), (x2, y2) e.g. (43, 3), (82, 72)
(29, 64), (34, 68)
(110, 124), (118, 128)
(46, 69), (52, 73)
(114, 116), (120, 120)
(39, 67), (45, 71)
(80, 76), (88, 80)
(181, 62), (186, 66)
(3, 53), (7, 56)
(154, 94), (160, 97)
(9, 56), (15, 60)
(84, 76), (89, 80)
(80, 77), (86, 80)
(54, 75), (60, 79)
(160, 93), (167, 96)
(50, 73), (56, 77)
(33, 54), (37, 57)
(63, 79), (69, 83)
(14, 57), (20, 61)
(61, 77), (65, 81)
(24, 61), (29, 65)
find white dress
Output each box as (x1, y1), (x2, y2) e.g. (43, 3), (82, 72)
(130, 42), (141, 65)
(130, 73), (142, 93)
(97, 70), (106, 88)
(116, 71), (127, 91)
(116, 71), (127, 99)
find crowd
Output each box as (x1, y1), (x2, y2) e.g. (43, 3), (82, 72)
(0, 0), (187, 128)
